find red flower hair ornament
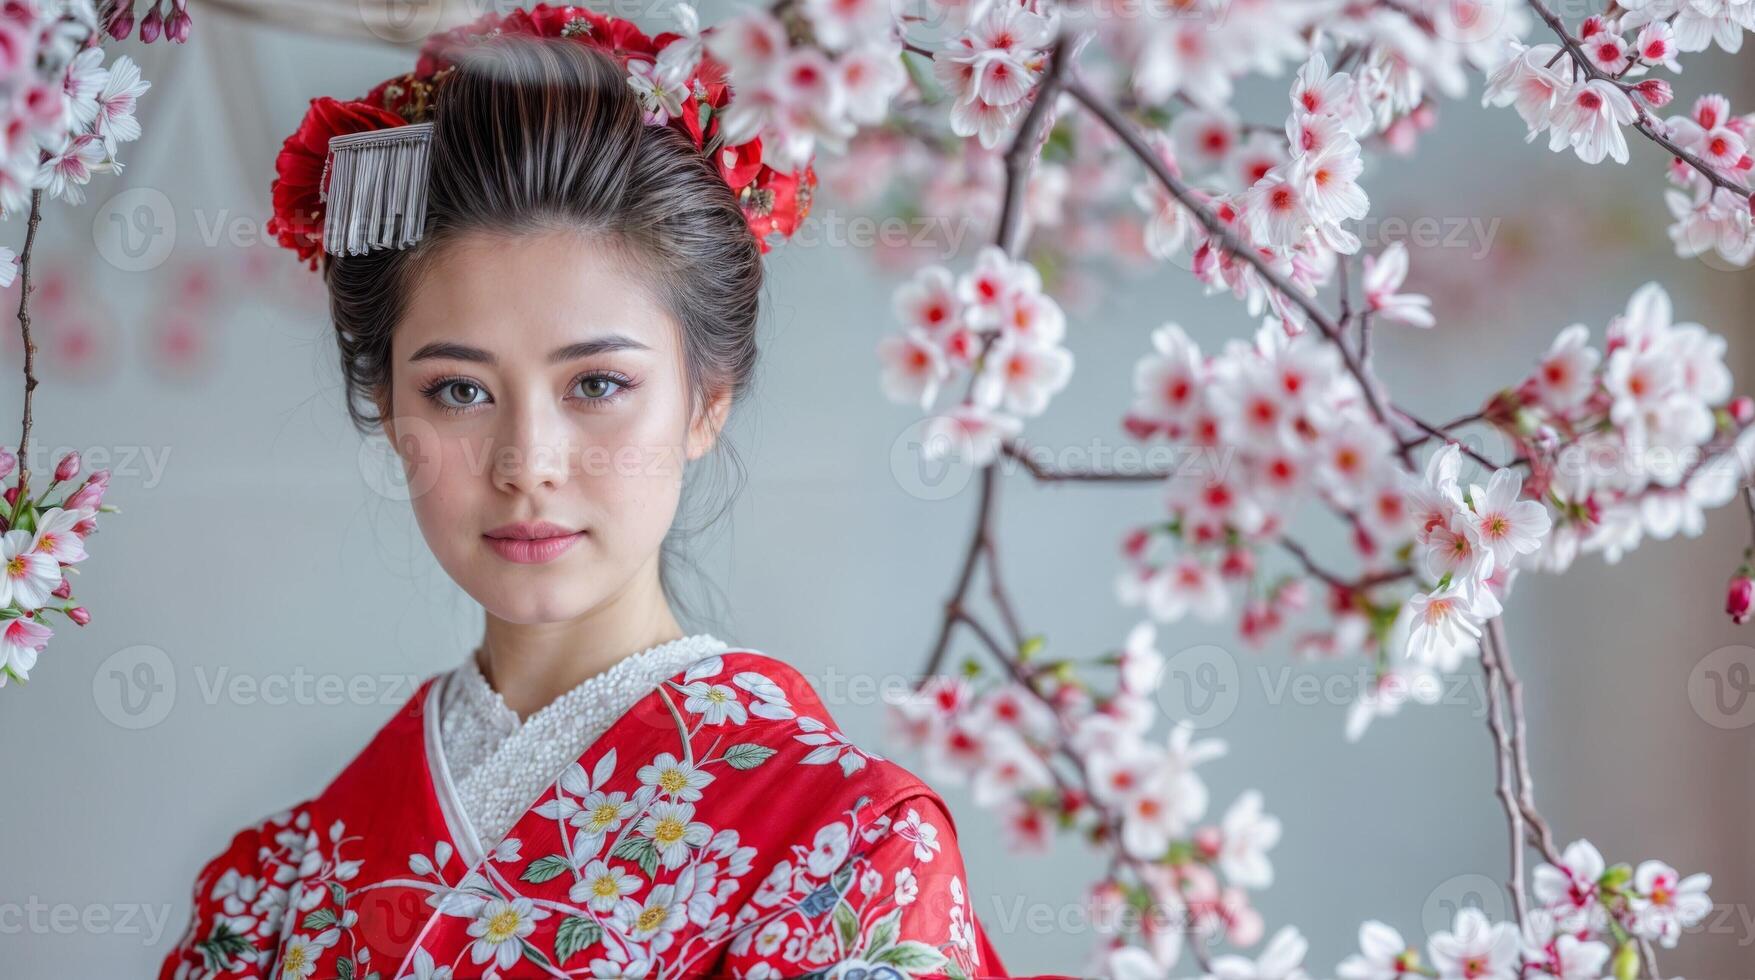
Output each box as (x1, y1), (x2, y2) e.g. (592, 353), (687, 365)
(266, 3), (817, 270)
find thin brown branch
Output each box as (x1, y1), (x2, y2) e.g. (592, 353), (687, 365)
(1279, 537), (1412, 593)
(1488, 617), (1562, 865)
(10, 190), (42, 527)
(1394, 408), (1507, 470)
(996, 35), (1073, 258)
(1478, 626), (1530, 924)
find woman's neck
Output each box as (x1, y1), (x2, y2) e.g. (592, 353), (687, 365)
(475, 595), (686, 720)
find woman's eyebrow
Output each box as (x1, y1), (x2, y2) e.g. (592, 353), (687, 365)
(407, 334), (653, 366)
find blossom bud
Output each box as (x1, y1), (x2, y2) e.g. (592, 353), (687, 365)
(1633, 78), (1673, 109)
(65, 478), (105, 512)
(0, 448), (14, 480)
(1612, 941), (1640, 980)
(1352, 523), (1377, 557)
(3, 485), (17, 507)
(1728, 573), (1753, 624)
(1219, 547), (1254, 579)
(53, 451), (79, 483)
(107, 6), (135, 40)
(1192, 825), (1222, 859)
(140, 4), (162, 42)
(167, 10), (191, 43)
(1731, 395), (1755, 426)
(1580, 15), (1607, 38)
(1121, 413), (1160, 440)
(1122, 527), (1150, 560)
(68, 606), (90, 626)
(51, 578), (71, 600)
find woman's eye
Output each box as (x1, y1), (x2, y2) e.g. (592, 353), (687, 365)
(436, 380), (488, 409)
(576, 375), (624, 400)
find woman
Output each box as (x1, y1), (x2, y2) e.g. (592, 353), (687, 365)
(158, 9), (1013, 979)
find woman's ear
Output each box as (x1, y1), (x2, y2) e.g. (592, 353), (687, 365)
(686, 384), (733, 461)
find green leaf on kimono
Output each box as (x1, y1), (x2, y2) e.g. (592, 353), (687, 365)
(554, 915), (602, 964)
(722, 742), (777, 769)
(867, 907), (902, 953)
(327, 881), (347, 906)
(521, 938), (556, 968)
(521, 853), (572, 884)
(945, 960), (970, 980)
(611, 834), (659, 877)
(302, 908), (339, 931)
(833, 899), (859, 950)
(195, 921), (255, 971)
(871, 940), (949, 972)
(336, 957), (356, 980)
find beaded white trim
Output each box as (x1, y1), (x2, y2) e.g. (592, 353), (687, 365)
(434, 633), (729, 852)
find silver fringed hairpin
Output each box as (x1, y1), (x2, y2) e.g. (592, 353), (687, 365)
(320, 122), (435, 257)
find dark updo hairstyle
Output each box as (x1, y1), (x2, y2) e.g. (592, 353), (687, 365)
(324, 35), (762, 625)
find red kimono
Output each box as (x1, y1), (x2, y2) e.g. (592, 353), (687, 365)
(158, 649), (1013, 979)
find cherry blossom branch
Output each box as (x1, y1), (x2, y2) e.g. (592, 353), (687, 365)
(1487, 617), (1562, 865)
(1525, 0), (1754, 204)
(1061, 76), (1414, 466)
(1278, 537), (1412, 593)
(10, 190), (42, 526)
(997, 36), (1073, 258)
(925, 38), (1074, 677)
(1478, 621), (1530, 924)
(953, 603), (1218, 972)
(1393, 408), (1507, 470)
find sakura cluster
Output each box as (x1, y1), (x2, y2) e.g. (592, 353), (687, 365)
(877, 244), (1074, 464)
(701, 0), (907, 173)
(1338, 839), (1713, 980)
(0, 449), (114, 688)
(884, 620), (1284, 978)
(1501, 281), (1749, 573)
(0, 0), (152, 215)
(929, 0), (1060, 150)
(1484, 14), (1755, 268)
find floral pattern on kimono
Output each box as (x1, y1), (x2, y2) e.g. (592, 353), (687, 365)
(158, 650), (1009, 980)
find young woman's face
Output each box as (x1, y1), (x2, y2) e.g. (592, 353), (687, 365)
(380, 230), (726, 625)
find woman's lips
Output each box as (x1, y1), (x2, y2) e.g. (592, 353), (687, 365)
(483, 531), (585, 564)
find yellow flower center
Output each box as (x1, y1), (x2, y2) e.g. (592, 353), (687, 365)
(485, 907), (521, 943)
(658, 768), (688, 793)
(653, 815), (685, 846)
(636, 903), (669, 932)
(589, 803), (621, 830)
(280, 946), (308, 977)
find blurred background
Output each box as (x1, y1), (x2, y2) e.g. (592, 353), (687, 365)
(0, 1), (1751, 976)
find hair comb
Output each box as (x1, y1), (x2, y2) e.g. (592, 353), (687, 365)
(319, 122), (435, 257)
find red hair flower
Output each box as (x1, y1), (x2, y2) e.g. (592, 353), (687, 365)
(267, 3), (814, 269)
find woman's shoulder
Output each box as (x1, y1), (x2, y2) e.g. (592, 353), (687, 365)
(676, 647), (958, 826)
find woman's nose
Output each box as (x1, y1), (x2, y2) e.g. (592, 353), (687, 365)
(492, 401), (574, 494)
